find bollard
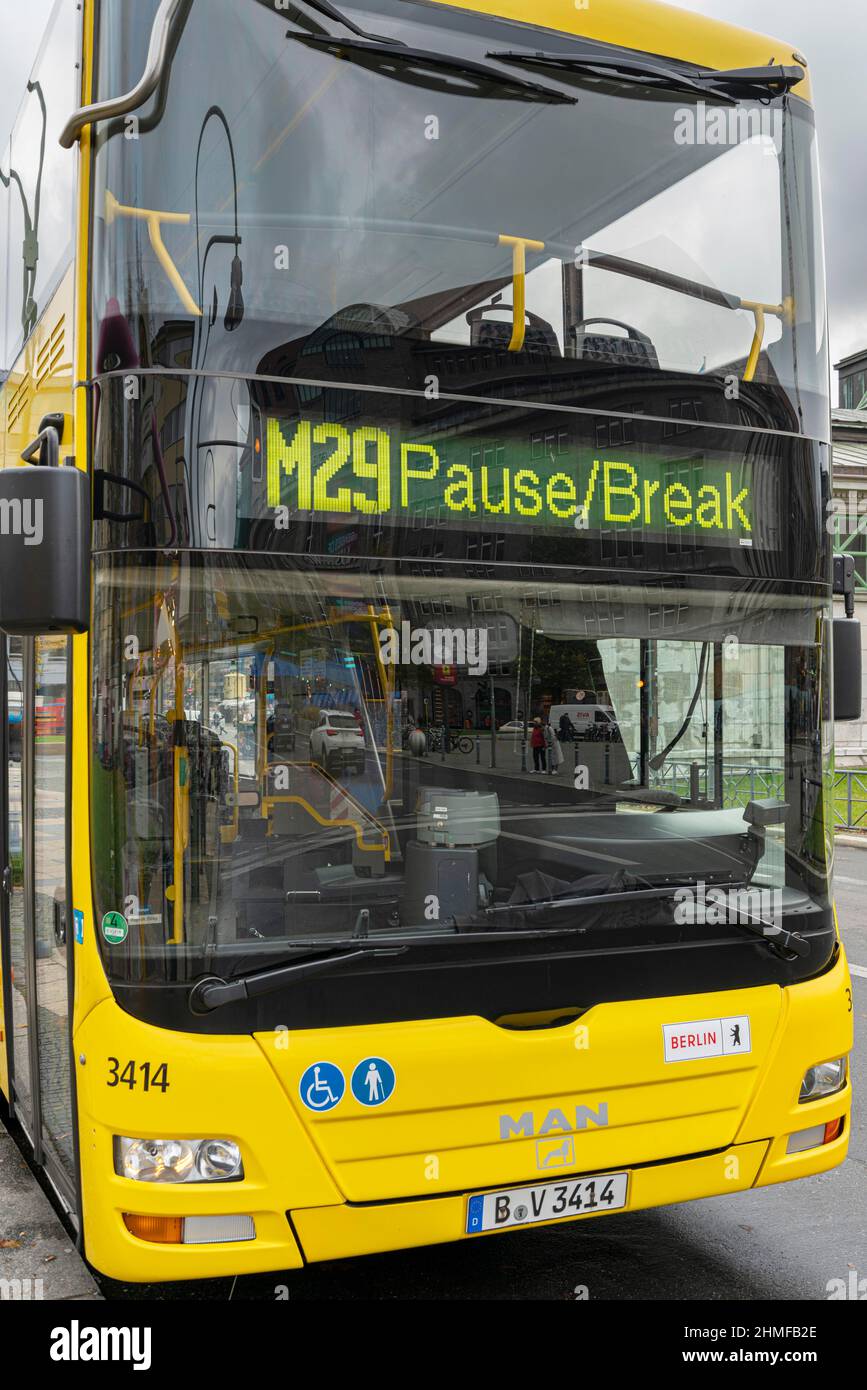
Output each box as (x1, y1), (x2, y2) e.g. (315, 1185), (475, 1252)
(690, 761), (700, 803)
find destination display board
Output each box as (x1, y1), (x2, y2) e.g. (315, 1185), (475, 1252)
(92, 372), (827, 581)
(264, 415), (755, 546)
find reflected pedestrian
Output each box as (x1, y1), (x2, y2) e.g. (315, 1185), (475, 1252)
(530, 716), (546, 772)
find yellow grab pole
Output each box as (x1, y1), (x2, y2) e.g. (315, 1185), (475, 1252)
(743, 304), (766, 384)
(741, 297), (794, 383)
(105, 190), (202, 317)
(498, 233), (545, 352)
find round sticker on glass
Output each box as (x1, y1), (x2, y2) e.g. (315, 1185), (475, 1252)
(101, 911), (128, 945)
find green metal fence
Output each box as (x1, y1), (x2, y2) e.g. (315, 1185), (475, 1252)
(629, 759), (867, 831)
(832, 769), (867, 830)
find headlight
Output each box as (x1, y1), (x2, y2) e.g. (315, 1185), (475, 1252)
(799, 1058), (847, 1102)
(115, 1137), (243, 1183)
(196, 1139), (243, 1180)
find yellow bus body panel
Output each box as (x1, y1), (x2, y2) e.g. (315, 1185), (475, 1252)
(430, 0), (812, 100)
(75, 949), (851, 1281)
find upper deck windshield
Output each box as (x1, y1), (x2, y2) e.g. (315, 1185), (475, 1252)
(92, 0), (829, 436)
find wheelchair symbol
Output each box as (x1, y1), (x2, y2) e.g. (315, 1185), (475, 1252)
(299, 1061), (345, 1112)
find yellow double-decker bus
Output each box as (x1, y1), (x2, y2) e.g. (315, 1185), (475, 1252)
(0, 0), (860, 1283)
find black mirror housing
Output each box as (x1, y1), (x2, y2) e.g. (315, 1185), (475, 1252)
(833, 616), (862, 722)
(0, 464), (89, 635)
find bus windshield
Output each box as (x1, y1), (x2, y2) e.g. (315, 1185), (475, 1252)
(92, 0), (828, 435)
(90, 551), (834, 990)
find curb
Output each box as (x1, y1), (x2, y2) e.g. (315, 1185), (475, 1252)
(835, 833), (867, 850)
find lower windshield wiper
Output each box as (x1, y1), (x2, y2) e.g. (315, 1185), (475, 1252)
(289, 33), (577, 104)
(486, 50), (735, 104)
(188, 946), (408, 1014)
(478, 883), (810, 959)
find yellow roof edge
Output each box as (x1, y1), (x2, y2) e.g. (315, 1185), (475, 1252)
(427, 0), (813, 103)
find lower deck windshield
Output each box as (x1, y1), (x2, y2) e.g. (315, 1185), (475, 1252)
(90, 554), (831, 985)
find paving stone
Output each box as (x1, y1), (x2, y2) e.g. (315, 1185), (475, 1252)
(0, 1126), (101, 1301)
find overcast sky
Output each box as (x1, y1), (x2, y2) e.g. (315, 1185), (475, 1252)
(2, 0), (864, 390)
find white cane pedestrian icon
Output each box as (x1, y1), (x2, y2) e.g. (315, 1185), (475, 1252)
(365, 1061), (382, 1103)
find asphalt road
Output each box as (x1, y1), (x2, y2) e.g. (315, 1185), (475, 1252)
(98, 843), (867, 1302)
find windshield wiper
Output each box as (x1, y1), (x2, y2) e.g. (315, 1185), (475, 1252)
(188, 945), (408, 1014)
(692, 63), (805, 96)
(280, 876), (812, 955)
(289, 33), (577, 105)
(190, 880), (809, 1011)
(489, 51), (804, 103)
(486, 50), (735, 104)
(477, 882), (810, 959)
(289, 0), (402, 46)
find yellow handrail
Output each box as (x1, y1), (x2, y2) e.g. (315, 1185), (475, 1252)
(261, 795), (389, 857)
(262, 761), (391, 858)
(498, 233), (545, 352)
(105, 189), (202, 317)
(741, 296), (795, 383)
(220, 740), (239, 844)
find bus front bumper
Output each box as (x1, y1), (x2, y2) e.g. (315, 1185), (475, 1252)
(91, 1123), (848, 1281)
(290, 1127), (848, 1263)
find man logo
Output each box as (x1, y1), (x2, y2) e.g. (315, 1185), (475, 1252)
(499, 1103), (609, 1140)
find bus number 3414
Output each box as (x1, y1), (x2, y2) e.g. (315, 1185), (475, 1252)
(107, 1059), (170, 1091)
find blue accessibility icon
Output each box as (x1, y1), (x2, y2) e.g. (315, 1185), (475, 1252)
(299, 1061), (345, 1112)
(351, 1057), (396, 1107)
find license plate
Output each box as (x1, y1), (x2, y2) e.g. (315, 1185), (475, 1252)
(466, 1172), (628, 1234)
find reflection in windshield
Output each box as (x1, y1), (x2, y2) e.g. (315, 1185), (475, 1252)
(92, 0), (828, 434)
(90, 554), (829, 981)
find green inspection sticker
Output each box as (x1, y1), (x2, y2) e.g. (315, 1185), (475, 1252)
(101, 911), (128, 945)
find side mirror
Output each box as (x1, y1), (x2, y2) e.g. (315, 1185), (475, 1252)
(833, 617), (862, 721)
(0, 423), (89, 635)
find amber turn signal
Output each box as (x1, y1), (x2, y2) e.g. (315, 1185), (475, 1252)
(123, 1213), (184, 1243)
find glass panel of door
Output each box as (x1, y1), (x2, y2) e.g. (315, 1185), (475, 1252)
(5, 636), (31, 1136)
(33, 635), (74, 1184)
(2, 635), (75, 1203)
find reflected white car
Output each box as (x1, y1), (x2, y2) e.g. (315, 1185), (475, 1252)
(309, 709), (366, 774)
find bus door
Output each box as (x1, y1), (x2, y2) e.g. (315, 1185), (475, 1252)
(0, 634), (76, 1213)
